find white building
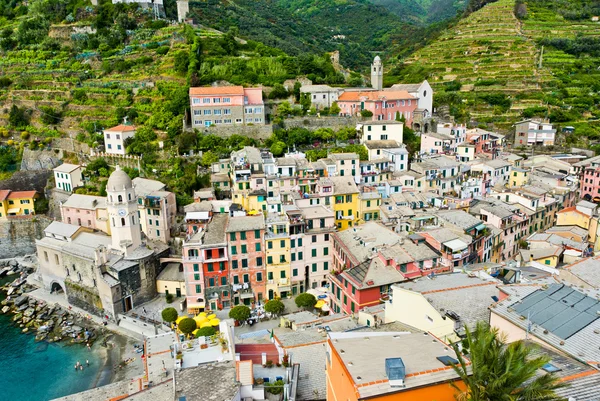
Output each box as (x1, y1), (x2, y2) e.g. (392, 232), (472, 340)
(299, 85), (342, 110)
(364, 140), (408, 172)
(357, 121), (403, 144)
(514, 119), (556, 147)
(388, 80), (433, 115)
(437, 122), (466, 145)
(53, 163), (83, 193)
(103, 125), (136, 155)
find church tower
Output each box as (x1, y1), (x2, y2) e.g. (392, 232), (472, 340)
(106, 166), (142, 256)
(371, 56), (383, 90)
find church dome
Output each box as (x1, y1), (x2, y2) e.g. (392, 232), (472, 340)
(107, 166), (133, 191)
(374, 55), (381, 61)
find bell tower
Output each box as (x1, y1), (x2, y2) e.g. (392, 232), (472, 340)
(371, 56), (383, 90)
(106, 166), (142, 255)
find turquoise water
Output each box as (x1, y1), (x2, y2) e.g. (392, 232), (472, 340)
(0, 277), (103, 401)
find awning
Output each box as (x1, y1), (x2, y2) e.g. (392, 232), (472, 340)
(7, 208), (20, 214)
(278, 286), (291, 292)
(187, 301), (205, 309)
(444, 238), (468, 252)
(321, 304), (330, 312)
(185, 211), (209, 221)
(315, 300), (326, 309)
(475, 223), (486, 231)
(240, 292), (254, 299)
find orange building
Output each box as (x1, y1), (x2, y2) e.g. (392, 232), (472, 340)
(326, 332), (467, 401)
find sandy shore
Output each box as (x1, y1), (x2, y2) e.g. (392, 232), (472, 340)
(94, 333), (144, 387)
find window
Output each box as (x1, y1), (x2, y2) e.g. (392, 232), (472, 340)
(298, 251), (303, 260)
(343, 295), (347, 305)
(280, 240), (285, 248)
(231, 246), (237, 255)
(213, 98), (221, 103)
(324, 234), (329, 241)
(221, 277), (227, 285)
(241, 245), (247, 254)
(107, 144), (112, 149)
(324, 261), (329, 270)
(243, 274), (249, 283)
(254, 230), (260, 239)
(312, 235), (317, 243)
(268, 272), (273, 280)
(233, 275), (239, 284)
(193, 263), (199, 272)
(242, 259), (248, 268)
(312, 263), (317, 272)
(298, 238), (303, 247)
(196, 285), (201, 293)
(204, 109), (211, 115)
(324, 247), (329, 256)
(268, 241), (273, 249)
(208, 278), (215, 287)
(257, 272), (263, 281)
(267, 256), (273, 264)
(220, 262), (225, 270)
(202, 98), (210, 104)
(214, 110), (221, 115)
(230, 232), (236, 241)
(257, 257), (263, 266)
(312, 249), (317, 257)
(223, 97), (230, 103)
(291, 253), (296, 262)
(232, 260), (238, 269)
(280, 270), (286, 278)
(194, 274), (200, 281)
(117, 145), (122, 150)
(207, 263), (214, 272)
(279, 255), (286, 263)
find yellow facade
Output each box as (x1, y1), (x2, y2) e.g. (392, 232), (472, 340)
(556, 209), (591, 230)
(509, 168), (528, 188)
(265, 235), (292, 299)
(535, 255), (559, 267)
(247, 193), (267, 214)
(333, 192), (358, 231)
(0, 191), (37, 218)
(357, 195), (381, 224)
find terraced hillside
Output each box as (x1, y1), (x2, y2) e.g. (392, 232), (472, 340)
(389, 0), (600, 143)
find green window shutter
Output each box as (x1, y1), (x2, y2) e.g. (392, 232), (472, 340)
(231, 246), (237, 255)
(254, 230), (260, 239)
(267, 256), (273, 264)
(293, 268), (298, 276)
(324, 262), (329, 270)
(241, 232), (246, 240)
(207, 263), (214, 272)
(219, 262), (225, 270)
(232, 260), (238, 269)
(256, 257), (263, 266)
(312, 263), (317, 272)
(193, 264), (199, 272)
(312, 249), (317, 257)
(324, 247), (329, 256)
(280, 240), (285, 248)
(241, 245), (247, 254)
(255, 243), (261, 252)
(195, 285), (201, 293)
(257, 272), (262, 281)
(194, 274), (200, 280)
(268, 272), (273, 280)
(230, 232), (236, 241)
(242, 259), (248, 268)
(298, 252), (303, 260)
(280, 270), (286, 278)
(209, 278), (214, 287)
(221, 276), (227, 285)
(234, 275), (239, 284)
(298, 238), (303, 246)
(268, 241), (273, 249)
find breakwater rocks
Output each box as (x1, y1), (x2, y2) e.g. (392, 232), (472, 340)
(1, 273), (104, 346)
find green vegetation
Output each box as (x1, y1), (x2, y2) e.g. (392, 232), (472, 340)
(178, 317), (197, 336)
(228, 305), (251, 323)
(451, 322), (565, 401)
(264, 299), (285, 316)
(294, 293), (317, 310)
(194, 326), (216, 337)
(161, 307), (178, 323)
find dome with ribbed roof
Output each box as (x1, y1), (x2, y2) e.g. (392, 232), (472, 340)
(107, 166), (132, 191)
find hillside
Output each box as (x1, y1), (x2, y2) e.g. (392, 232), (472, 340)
(388, 0), (600, 144)
(189, 0), (445, 69)
(369, 0), (468, 23)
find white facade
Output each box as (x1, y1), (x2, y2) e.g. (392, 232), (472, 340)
(300, 85), (342, 110)
(106, 167), (142, 255)
(371, 56), (383, 90)
(391, 80), (433, 114)
(104, 125), (136, 155)
(359, 121), (403, 144)
(437, 122), (466, 145)
(53, 163), (83, 193)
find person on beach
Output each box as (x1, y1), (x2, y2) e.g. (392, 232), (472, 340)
(80, 365), (83, 371)
(86, 360), (89, 366)
(74, 364), (78, 371)
(142, 307), (147, 314)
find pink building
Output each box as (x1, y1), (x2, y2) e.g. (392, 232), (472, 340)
(582, 161), (600, 202)
(60, 194), (110, 233)
(189, 86), (265, 128)
(337, 90), (418, 126)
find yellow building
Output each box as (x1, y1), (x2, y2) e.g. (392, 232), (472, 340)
(509, 167), (529, 188)
(357, 191), (381, 224)
(156, 262), (186, 299)
(518, 246), (562, 267)
(0, 190), (38, 218)
(265, 214), (292, 299)
(329, 176), (359, 231)
(556, 207), (592, 230)
(246, 190), (267, 214)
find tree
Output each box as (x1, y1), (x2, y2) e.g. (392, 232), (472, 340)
(293, 81), (301, 102)
(9, 105), (29, 128)
(270, 141), (287, 157)
(330, 101), (341, 115)
(295, 293), (317, 310)
(264, 299), (285, 316)
(360, 109), (373, 118)
(195, 326), (216, 337)
(178, 317), (197, 336)
(39, 106), (61, 125)
(161, 307), (178, 323)
(269, 84), (289, 100)
(201, 150), (219, 167)
(451, 322), (565, 401)
(229, 305), (251, 323)
(173, 50), (189, 75)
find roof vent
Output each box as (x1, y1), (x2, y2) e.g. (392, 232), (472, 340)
(385, 358), (406, 388)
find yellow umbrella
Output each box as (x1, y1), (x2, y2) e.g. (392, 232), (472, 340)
(207, 314), (217, 320)
(194, 316), (208, 328)
(200, 321), (212, 328)
(197, 312), (207, 318)
(315, 300), (326, 309)
(176, 316), (186, 325)
(210, 318), (220, 327)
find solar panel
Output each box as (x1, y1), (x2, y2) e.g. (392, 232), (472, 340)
(530, 303), (568, 326)
(548, 286), (574, 301)
(436, 356), (459, 366)
(543, 307), (586, 333)
(574, 297), (599, 312)
(542, 363), (562, 373)
(526, 297), (559, 320)
(560, 290), (586, 307)
(514, 290), (551, 314)
(553, 312), (599, 340)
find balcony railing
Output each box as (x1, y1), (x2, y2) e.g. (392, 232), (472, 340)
(452, 249), (470, 260)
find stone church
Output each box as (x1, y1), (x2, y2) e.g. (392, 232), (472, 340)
(36, 167), (168, 320)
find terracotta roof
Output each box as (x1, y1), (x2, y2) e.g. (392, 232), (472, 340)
(338, 90), (415, 102)
(0, 189), (9, 201)
(105, 124), (135, 132)
(189, 86), (244, 96)
(557, 206), (589, 217)
(7, 190), (37, 199)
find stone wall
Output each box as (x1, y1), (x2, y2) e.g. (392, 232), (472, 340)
(0, 169), (52, 194)
(21, 148), (63, 171)
(65, 280), (104, 316)
(283, 116), (362, 130)
(197, 124), (273, 140)
(51, 137), (91, 154)
(0, 216), (53, 258)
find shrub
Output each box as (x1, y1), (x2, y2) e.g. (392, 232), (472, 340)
(0, 77), (12, 88)
(161, 307), (178, 323)
(295, 293), (317, 310)
(195, 326), (216, 337)
(360, 109), (373, 117)
(266, 380), (284, 394)
(156, 46), (169, 55)
(39, 106), (61, 125)
(178, 317), (197, 336)
(229, 305), (251, 323)
(20, 131), (30, 140)
(166, 293), (174, 303)
(9, 105), (29, 128)
(72, 89), (88, 103)
(265, 299), (285, 316)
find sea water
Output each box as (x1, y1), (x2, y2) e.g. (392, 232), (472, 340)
(0, 277), (103, 401)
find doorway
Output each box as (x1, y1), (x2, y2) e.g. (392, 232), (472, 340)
(124, 295), (133, 312)
(176, 287), (182, 297)
(268, 289), (274, 300)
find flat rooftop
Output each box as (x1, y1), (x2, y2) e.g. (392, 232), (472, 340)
(174, 361), (238, 401)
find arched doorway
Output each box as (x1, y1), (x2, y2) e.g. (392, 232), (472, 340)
(50, 281), (65, 296)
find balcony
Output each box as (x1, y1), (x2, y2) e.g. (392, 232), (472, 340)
(279, 278), (289, 285)
(452, 249), (470, 260)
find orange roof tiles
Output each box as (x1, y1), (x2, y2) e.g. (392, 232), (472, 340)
(338, 90), (414, 102)
(189, 86), (245, 96)
(0, 190), (9, 201)
(105, 124), (136, 132)
(7, 190), (37, 199)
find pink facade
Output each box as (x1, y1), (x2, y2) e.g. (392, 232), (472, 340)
(582, 165), (600, 202)
(61, 206), (106, 232)
(337, 90), (418, 126)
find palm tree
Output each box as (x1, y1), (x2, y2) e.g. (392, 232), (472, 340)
(451, 322), (566, 401)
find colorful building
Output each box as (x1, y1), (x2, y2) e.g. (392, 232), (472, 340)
(326, 331), (465, 401)
(0, 190), (38, 218)
(60, 194), (110, 233)
(103, 124), (135, 155)
(189, 86), (265, 128)
(53, 163), (83, 193)
(328, 176), (359, 231)
(265, 213), (292, 299)
(337, 90), (418, 126)
(226, 215), (266, 305)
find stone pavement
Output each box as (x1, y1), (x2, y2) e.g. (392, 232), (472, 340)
(129, 294), (185, 322)
(288, 342), (327, 400)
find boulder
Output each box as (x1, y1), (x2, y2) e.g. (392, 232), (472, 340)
(1, 306), (9, 314)
(14, 295), (28, 307)
(23, 307), (36, 318)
